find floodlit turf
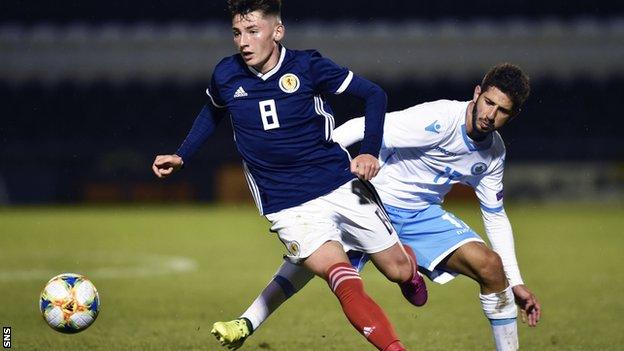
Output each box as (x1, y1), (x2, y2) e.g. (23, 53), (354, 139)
(1, 202), (622, 350)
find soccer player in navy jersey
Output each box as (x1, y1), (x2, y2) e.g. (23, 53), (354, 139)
(152, 1), (426, 350)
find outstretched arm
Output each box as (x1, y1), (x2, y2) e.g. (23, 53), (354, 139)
(481, 208), (541, 327)
(151, 104), (224, 178)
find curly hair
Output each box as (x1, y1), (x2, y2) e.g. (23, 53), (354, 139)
(227, 0), (281, 18)
(481, 63), (530, 111)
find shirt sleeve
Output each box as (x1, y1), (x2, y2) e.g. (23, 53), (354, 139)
(379, 102), (448, 149)
(308, 50), (353, 94)
(206, 74), (227, 108)
(309, 50), (386, 157)
(175, 103), (225, 162)
(332, 117), (365, 148)
(481, 208), (524, 287)
(474, 151), (505, 213)
(334, 102), (454, 150)
(474, 147), (524, 287)
(342, 76), (386, 156)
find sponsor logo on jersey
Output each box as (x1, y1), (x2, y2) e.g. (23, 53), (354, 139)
(233, 86), (248, 98)
(279, 73), (300, 93)
(288, 241), (300, 256)
(434, 146), (458, 157)
(425, 120), (441, 133)
(471, 162), (487, 175)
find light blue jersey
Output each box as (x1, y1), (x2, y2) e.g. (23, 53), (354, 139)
(338, 100), (524, 286)
(334, 100), (506, 212)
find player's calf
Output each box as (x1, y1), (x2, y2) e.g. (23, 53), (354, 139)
(398, 245), (428, 306)
(480, 286), (519, 351)
(327, 262), (406, 351)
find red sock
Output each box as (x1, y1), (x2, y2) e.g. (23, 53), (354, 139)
(326, 263), (405, 351)
(384, 341), (407, 351)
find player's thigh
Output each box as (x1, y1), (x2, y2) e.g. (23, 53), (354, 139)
(265, 201), (342, 264)
(302, 240), (350, 278)
(326, 179), (400, 254)
(368, 242), (411, 282)
(387, 204), (484, 283)
(322, 180), (410, 281)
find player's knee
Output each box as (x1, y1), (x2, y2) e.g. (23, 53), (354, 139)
(370, 244), (413, 283)
(476, 251), (505, 285)
(383, 253), (412, 283)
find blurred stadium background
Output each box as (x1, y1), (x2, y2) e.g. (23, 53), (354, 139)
(1, 0), (623, 204)
(1, 1), (623, 350)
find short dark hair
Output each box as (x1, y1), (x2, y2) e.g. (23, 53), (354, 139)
(227, 0), (281, 18)
(481, 63), (530, 112)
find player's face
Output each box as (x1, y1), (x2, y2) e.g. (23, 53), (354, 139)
(471, 85), (516, 134)
(232, 11), (284, 73)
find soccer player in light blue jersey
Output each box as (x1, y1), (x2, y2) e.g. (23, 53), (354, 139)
(152, 1), (426, 350)
(214, 63), (542, 351)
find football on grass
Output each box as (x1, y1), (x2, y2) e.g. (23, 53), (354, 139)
(40, 273), (100, 333)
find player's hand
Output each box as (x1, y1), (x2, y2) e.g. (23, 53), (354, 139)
(512, 284), (541, 327)
(152, 154), (183, 179)
(350, 154), (380, 181)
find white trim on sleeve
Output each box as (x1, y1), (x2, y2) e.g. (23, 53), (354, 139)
(335, 71), (354, 95)
(205, 88), (226, 108)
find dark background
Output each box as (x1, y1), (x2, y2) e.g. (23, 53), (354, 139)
(1, 1), (622, 204)
(3, 0), (624, 23)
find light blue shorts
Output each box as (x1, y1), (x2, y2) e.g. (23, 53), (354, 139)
(348, 204), (484, 284)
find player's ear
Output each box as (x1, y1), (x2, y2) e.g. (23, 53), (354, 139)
(473, 85), (481, 102)
(273, 22), (285, 42)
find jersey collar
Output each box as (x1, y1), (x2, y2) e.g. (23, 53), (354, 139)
(461, 124), (493, 151)
(247, 46), (287, 81)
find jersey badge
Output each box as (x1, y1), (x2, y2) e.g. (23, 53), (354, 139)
(425, 120), (441, 134)
(496, 190), (504, 201)
(287, 241), (301, 256)
(471, 162), (487, 175)
(279, 73), (300, 93)
(233, 86), (248, 98)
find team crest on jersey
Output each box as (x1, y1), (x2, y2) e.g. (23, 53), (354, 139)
(471, 162), (487, 175)
(425, 120), (441, 134)
(288, 241), (301, 256)
(279, 73), (300, 93)
(496, 190), (504, 200)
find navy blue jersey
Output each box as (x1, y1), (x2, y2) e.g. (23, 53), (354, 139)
(208, 47), (356, 214)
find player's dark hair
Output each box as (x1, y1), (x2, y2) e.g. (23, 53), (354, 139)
(227, 0), (281, 18)
(481, 63), (530, 112)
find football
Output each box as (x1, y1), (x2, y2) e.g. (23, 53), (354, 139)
(39, 273), (100, 333)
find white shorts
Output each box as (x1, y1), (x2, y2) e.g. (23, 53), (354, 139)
(265, 179), (400, 262)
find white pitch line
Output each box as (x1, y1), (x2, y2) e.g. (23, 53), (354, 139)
(0, 254), (198, 282)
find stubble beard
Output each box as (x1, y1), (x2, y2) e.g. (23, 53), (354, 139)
(470, 104), (489, 141)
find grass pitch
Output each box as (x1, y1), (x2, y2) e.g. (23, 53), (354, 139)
(1, 201), (623, 350)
